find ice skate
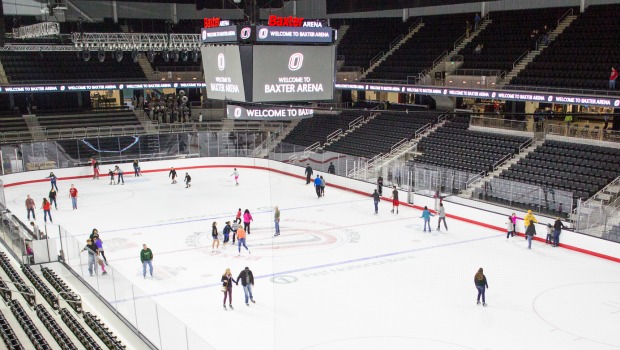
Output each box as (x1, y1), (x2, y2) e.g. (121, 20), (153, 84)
(229, 304), (234, 310)
(483, 303), (487, 307)
(223, 305), (227, 310)
(251, 299), (255, 303)
(477, 301), (481, 305)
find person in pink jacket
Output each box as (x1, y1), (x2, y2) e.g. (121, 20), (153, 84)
(243, 209), (253, 234)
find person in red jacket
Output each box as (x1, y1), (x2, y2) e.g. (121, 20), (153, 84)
(610, 67), (618, 89)
(69, 184), (78, 210)
(42, 198), (52, 223)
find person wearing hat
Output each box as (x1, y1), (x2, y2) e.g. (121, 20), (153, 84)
(236, 267), (255, 306)
(523, 210), (538, 241)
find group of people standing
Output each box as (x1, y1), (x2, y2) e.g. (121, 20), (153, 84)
(211, 209), (253, 255)
(26, 173), (79, 226)
(81, 229), (109, 276)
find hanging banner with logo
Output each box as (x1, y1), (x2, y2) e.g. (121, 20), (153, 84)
(227, 104), (314, 120)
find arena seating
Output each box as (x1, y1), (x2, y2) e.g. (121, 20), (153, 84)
(34, 305), (78, 350)
(337, 18), (414, 70)
(21, 265), (59, 311)
(0, 52), (146, 83)
(606, 225), (620, 243)
(0, 110), (29, 133)
(9, 299), (52, 350)
(496, 140), (620, 200)
(59, 309), (103, 350)
(37, 110), (142, 130)
(324, 111), (439, 158)
(509, 4), (620, 91)
(83, 312), (126, 349)
(364, 13), (472, 82)
(458, 8), (570, 73)
(0, 253), (35, 307)
(415, 115), (531, 174)
(0, 310), (23, 350)
(281, 111), (368, 148)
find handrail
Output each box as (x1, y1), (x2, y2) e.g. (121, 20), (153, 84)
(437, 114), (448, 124)
(573, 176), (620, 211)
(433, 51), (449, 69)
(326, 129), (342, 143)
(465, 171), (486, 188)
(390, 138), (408, 152)
(518, 138), (533, 152)
(408, 18), (423, 33)
(304, 142), (320, 153)
(349, 116), (363, 129)
(370, 51), (384, 67)
(513, 50), (530, 68)
(492, 153), (511, 171)
(453, 32), (466, 51)
(336, 55), (345, 61)
(414, 123), (432, 138)
(557, 8), (574, 26)
(389, 34), (404, 49)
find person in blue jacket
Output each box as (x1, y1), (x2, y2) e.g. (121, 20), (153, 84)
(314, 175), (322, 198)
(47, 172), (58, 191)
(420, 206), (434, 232)
(222, 221), (232, 247)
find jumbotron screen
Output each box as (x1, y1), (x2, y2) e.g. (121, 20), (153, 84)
(201, 45), (249, 102)
(252, 45), (335, 102)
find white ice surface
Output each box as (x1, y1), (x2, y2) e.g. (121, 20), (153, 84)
(4, 168), (620, 350)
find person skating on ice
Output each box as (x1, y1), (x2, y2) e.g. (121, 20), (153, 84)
(510, 213), (517, 237)
(320, 176), (326, 197)
(474, 268), (489, 306)
(108, 169), (115, 185)
(231, 168), (239, 186)
(236, 226), (250, 256)
(95, 236), (108, 265)
(211, 221), (220, 253)
(553, 217), (565, 247)
(232, 219), (240, 244)
(169, 167), (177, 184)
(243, 209), (253, 234)
(69, 184), (78, 210)
(390, 186), (399, 214)
(327, 162), (335, 174)
(49, 188), (58, 210)
(91, 158), (100, 179)
(235, 208), (242, 223)
(184, 172), (191, 188)
(114, 165), (124, 185)
(237, 267), (255, 306)
(25, 195), (36, 220)
(377, 176), (384, 196)
(133, 159), (141, 177)
(222, 221), (232, 247)
(221, 268), (237, 310)
(524, 210), (538, 243)
(47, 172), (59, 191)
(314, 175), (322, 198)
(506, 215), (514, 239)
(305, 163), (313, 184)
(42, 198), (52, 223)
(81, 239), (98, 276)
(436, 203), (448, 231)
(274, 206), (281, 236)
(372, 189), (380, 214)
(140, 244), (154, 278)
(420, 206), (434, 232)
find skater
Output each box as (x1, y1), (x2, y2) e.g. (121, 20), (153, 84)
(42, 198), (52, 223)
(91, 158), (100, 179)
(525, 220), (537, 249)
(553, 217), (565, 247)
(69, 184), (78, 210)
(390, 186), (399, 214)
(506, 215), (514, 239)
(372, 189), (380, 214)
(90, 228), (100, 240)
(49, 188), (57, 210)
(132, 159), (141, 177)
(237, 267), (255, 306)
(95, 236), (108, 265)
(524, 210), (538, 241)
(274, 206), (280, 236)
(436, 203), (448, 231)
(114, 165), (124, 185)
(243, 209), (253, 234)
(47, 172), (58, 191)
(184, 172), (191, 188)
(96, 250), (107, 275)
(420, 206), (434, 232)
(314, 175), (322, 198)
(108, 169), (115, 185)
(377, 176), (384, 196)
(223, 221), (232, 246)
(30, 221), (42, 240)
(237, 226), (250, 255)
(305, 164), (313, 184)
(81, 239), (99, 276)
(169, 167), (177, 184)
(211, 222), (220, 253)
(474, 268), (488, 306)
(231, 168), (239, 186)
(25, 195), (36, 220)
(511, 213), (517, 237)
(236, 208), (242, 223)
(320, 176), (326, 197)
(231, 219), (240, 244)
(140, 244), (154, 278)
(545, 224), (554, 245)
(327, 162), (335, 175)
(221, 268), (237, 310)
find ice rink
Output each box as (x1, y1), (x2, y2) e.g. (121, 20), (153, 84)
(4, 166), (620, 350)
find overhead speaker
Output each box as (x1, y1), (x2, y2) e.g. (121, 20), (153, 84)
(181, 50), (188, 62)
(115, 50), (123, 62)
(97, 49), (105, 62)
(131, 49), (139, 62)
(172, 50), (180, 63)
(162, 50), (170, 63)
(83, 49), (91, 62)
(191, 50), (200, 62)
(147, 50), (155, 63)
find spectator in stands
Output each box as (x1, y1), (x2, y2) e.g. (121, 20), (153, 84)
(564, 114), (573, 135)
(474, 13), (481, 31)
(305, 164), (313, 184)
(474, 43), (483, 54)
(553, 217), (565, 247)
(198, 112), (203, 123)
(542, 25), (549, 45)
(372, 189), (380, 214)
(25, 195), (36, 220)
(610, 67), (618, 90)
(328, 162), (335, 175)
(603, 115), (610, 130)
(141, 244), (154, 279)
(465, 20), (471, 38)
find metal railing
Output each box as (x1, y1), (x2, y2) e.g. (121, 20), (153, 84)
(154, 66), (201, 73)
(349, 116), (364, 129)
(408, 18), (423, 33)
(545, 123), (620, 144)
(451, 68), (502, 76)
(414, 123), (432, 138)
(389, 34), (404, 49)
(504, 84), (620, 97)
(513, 50), (530, 68)
(557, 8), (574, 26)
(469, 115), (530, 133)
(326, 129), (342, 143)
(369, 51), (384, 67)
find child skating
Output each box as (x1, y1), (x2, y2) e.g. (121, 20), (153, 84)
(212, 222), (220, 253)
(231, 168), (239, 186)
(184, 172), (191, 188)
(108, 169), (115, 185)
(391, 186), (399, 214)
(420, 206), (434, 232)
(169, 167), (177, 184)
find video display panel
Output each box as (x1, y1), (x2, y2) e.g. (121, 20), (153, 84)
(201, 45), (247, 102)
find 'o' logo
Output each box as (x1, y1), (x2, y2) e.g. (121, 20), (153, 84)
(491, 92), (496, 98)
(217, 53), (225, 71)
(234, 108), (242, 118)
(258, 28), (269, 39)
(201, 30), (207, 41)
(288, 53), (304, 71)
(614, 100), (620, 107)
(240, 27), (252, 39)
(547, 96), (553, 102)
